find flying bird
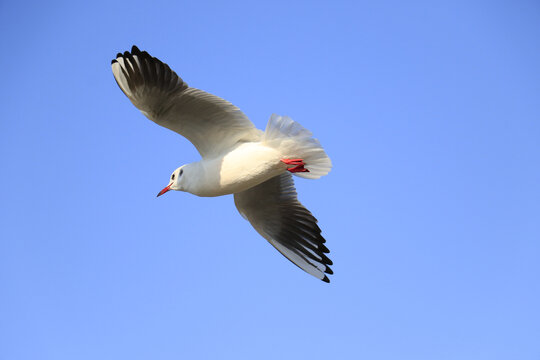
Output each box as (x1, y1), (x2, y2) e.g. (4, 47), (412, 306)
(111, 46), (333, 282)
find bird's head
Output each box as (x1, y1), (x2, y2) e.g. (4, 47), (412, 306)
(157, 165), (188, 197)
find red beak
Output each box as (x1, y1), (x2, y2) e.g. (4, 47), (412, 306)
(157, 184), (172, 197)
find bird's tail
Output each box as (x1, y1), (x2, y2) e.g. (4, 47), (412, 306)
(262, 114), (332, 179)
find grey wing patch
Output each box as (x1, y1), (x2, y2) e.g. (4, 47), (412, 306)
(234, 173), (333, 282)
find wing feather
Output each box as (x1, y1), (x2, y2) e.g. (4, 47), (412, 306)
(234, 173), (333, 282)
(111, 46), (260, 157)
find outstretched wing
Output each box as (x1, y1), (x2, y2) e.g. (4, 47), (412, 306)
(234, 173), (333, 282)
(111, 46), (261, 158)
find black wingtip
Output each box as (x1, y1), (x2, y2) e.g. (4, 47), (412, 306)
(324, 267), (334, 275)
(322, 276), (330, 283)
(111, 53), (122, 64)
(131, 45), (141, 54)
(319, 252), (333, 265)
(320, 244), (330, 254)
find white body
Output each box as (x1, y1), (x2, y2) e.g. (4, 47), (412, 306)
(185, 142), (286, 197)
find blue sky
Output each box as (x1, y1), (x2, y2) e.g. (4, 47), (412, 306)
(1, 0), (539, 359)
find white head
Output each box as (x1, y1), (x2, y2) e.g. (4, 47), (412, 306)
(156, 165), (188, 197)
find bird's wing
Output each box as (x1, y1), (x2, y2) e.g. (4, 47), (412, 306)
(111, 46), (261, 158)
(234, 173), (333, 282)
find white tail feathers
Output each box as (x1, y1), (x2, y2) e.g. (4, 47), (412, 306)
(262, 114), (332, 179)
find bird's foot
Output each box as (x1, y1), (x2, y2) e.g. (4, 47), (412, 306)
(281, 158), (310, 173)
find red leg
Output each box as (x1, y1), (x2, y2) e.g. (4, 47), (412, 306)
(281, 158), (310, 173)
(288, 165), (309, 173)
(281, 158), (304, 165)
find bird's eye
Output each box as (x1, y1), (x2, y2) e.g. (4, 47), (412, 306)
(171, 174), (175, 180)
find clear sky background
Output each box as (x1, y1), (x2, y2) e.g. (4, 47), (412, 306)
(1, 1), (539, 359)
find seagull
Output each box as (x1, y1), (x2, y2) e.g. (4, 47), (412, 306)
(111, 46), (333, 282)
